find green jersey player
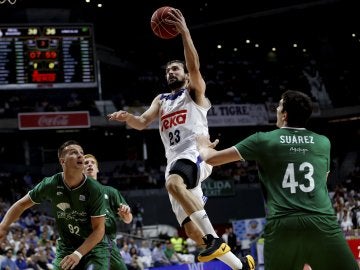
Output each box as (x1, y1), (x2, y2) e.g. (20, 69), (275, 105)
(0, 140), (110, 270)
(84, 154), (133, 270)
(197, 90), (358, 270)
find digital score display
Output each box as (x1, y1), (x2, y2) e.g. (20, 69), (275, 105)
(0, 24), (97, 90)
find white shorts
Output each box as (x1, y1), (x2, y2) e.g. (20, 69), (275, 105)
(165, 157), (212, 225)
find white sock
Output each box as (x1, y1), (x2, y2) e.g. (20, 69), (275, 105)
(218, 252), (243, 270)
(189, 210), (217, 236)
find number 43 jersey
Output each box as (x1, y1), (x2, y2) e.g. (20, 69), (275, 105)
(234, 127), (334, 219)
(159, 88), (211, 164)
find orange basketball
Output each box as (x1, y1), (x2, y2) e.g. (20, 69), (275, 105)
(150, 6), (179, 39)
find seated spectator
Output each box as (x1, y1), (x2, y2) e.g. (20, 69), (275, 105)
(151, 241), (171, 268)
(170, 233), (186, 254)
(33, 246), (52, 270)
(227, 226), (239, 255)
(138, 240), (152, 268)
(129, 247), (144, 270)
(340, 208), (354, 233)
(15, 250), (28, 270)
(1, 247), (17, 270)
(164, 241), (184, 265)
(120, 244), (135, 270)
(45, 245), (56, 266)
(138, 240), (151, 257)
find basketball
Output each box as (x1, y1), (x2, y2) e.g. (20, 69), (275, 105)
(150, 6), (179, 39)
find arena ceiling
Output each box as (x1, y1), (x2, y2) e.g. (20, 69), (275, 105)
(0, 0), (356, 72)
(0, 0), (355, 49)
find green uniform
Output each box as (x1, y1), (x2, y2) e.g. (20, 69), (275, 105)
(28, 173), (111, 270)
(101, 185), (129, 270)
(235, 127), (358, 270)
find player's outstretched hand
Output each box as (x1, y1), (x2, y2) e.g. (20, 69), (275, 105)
(196, 134), (219, 150)
(107, 110), (129, 122)
(209, 138), (219, 149)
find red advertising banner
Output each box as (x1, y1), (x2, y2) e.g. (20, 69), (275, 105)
(347, 239), (360, 260)
(18, 111), (90, 130)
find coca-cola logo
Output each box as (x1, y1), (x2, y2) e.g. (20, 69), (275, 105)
(18, 111), (90, 130)
(38, 115), (69, 126)
(161, 110), (187, 131)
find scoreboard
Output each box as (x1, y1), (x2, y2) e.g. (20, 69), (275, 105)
(0, 24), (97, 90)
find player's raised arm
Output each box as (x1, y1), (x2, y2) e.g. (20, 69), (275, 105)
(167, 9), (207, 107)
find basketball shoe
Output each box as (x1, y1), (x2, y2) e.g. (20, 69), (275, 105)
(197, 234), (231, 262)
(240, 254), (256, 270)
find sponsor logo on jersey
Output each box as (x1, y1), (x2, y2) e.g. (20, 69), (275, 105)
(79, 195), (85, 201)
(56, 192), (63, 196)
(56, 202), (71, 211)
(289, 147), (309, 154)
(160, 109), (187, 131)
(56, 209), (88, 222)
(57, 212), (66, 219)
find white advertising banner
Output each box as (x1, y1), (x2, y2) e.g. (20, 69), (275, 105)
(207, 104), (269, 126)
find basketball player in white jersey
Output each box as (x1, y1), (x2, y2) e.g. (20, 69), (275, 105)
(108, 8), (254, 270)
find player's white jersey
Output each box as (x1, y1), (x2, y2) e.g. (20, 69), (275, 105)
(159, 88), (210, 163)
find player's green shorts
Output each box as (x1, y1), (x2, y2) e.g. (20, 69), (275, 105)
(105, 235), (127, 270)
(53, 245), (111, 270)
(264, 215), (358, 270)
(53, 235), (127, 270)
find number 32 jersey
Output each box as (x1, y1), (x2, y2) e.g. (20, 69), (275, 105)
(234, 127), (334, 220)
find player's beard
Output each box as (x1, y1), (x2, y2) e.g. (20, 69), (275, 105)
(168, 78), (185, 91)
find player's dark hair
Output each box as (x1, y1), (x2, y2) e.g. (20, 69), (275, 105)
(58, 140), (81, 158)
(165, 60), (188, 73)
(281, 90), (313, 127)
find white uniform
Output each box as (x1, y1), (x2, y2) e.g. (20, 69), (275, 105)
(159, 88), (212, 225)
